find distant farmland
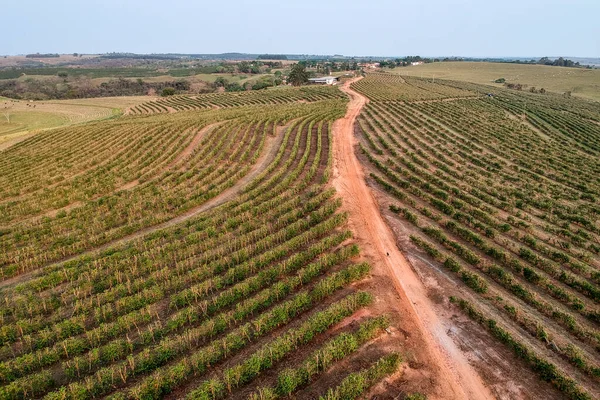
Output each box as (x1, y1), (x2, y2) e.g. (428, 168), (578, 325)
(0, 96), (150, 149)
(392, 61), (600, 101)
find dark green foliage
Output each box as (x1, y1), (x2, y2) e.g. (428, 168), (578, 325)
(161, 87), (176, 96)
(288, 64), (309, 86)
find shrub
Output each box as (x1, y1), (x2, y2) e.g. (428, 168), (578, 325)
(161, 87), (176, 96)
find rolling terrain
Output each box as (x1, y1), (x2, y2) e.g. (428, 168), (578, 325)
(0, 96), (150, 150)
(393, 62), (600, 101)
(0, 84), (411, 400)
(352, 73), (600, 399)
(1, 71), (599, 400)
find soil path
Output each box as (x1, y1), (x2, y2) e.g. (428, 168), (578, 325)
(0, 123), (286, 290)
(504, 110), (552, 141)
(116, 121), (226, 192)
(168, 122), (224, 169)
(332, 77), (494, 399)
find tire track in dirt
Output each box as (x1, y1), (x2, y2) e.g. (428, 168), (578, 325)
(0, 122), (287, 290)
(332, 77), (494, 399)
(0, 123), (227, 231)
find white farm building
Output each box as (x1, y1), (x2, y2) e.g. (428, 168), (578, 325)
(307, 76), (339, 85)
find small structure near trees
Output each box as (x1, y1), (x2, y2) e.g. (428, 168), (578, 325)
(308, 76), (339, 85)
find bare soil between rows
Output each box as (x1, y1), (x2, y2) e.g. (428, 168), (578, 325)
(332, 78), (500, 399)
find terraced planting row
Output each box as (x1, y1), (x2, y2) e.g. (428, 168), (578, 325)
(0, 101), (350, 279)
(351, 73), (477, 102)
(128, 86), (347, 115)
(353, 74), (600, 399)
(0, 88), (403, 399)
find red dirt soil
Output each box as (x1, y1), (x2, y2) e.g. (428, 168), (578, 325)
(332, 78), (494, 399)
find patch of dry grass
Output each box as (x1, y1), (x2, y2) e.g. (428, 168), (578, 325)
(391, 62), (600, 101)
(0, 95), (151, 148)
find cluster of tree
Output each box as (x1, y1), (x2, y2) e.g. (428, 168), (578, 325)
(378, 56), (438, 68)
(237, 61), (262, 74)
(260, 60), (284, 68)
(398, 55), (434, 64)
(488, 57), (589, 67)
(503, 82), (546, 94)
(25, 53), (60, 58)
(0, 77), (191, 100)
(287, 63), (309, 86)
(298, 60), (358, 72)
(257, 54), (288, 60)
(213, 77), (245, 92)
(213, 72), (284, 92)
(99, 52), (185, 60)
(315, 61), (359, 74)
(236, 60), (283, 74)
(374, 56), (590, 69)
(186, 61), (281, 76)
(537, 57), (581, 67)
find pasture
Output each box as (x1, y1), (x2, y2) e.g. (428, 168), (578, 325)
(392, 61), (600, 101)
(0, 96), (150, 149)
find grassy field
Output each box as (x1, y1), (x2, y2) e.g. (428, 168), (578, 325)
(353, 73), (600, 399)
(391, 61), (600, 101)
(0, 111), (67, 136)
(0, 95), (151, 148)
(0, 54), (99, 67)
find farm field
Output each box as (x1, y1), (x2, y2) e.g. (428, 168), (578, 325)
(0, 54), (100, 68)
(126, 86), (345, 115)
(352, 73), (600, 399)
(1, 70), (599, 400)
(392, 61), (600, 101)
(0, 84), (422, 400)
(0, 96), (150, 149)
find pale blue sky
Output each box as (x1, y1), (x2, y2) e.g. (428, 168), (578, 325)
(2, 0), (598, 57)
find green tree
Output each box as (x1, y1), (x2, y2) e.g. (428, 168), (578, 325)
(238, 61), (252, 73)
(225, 82), (244, 92)
(274, 71), (283, 86)
(161, 87), (176, 96)
(214, 77), (228, 88)
(287, 63), (308, 86)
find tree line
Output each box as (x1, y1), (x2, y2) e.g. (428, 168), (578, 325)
(0, 77), (193, 100)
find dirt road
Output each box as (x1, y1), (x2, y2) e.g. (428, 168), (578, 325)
(332, 78), (494, 399)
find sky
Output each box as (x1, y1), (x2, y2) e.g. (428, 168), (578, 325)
(2, 0), (599, 57)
